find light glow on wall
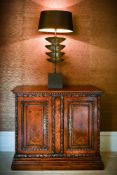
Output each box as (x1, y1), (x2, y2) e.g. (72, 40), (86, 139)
(32, 0), (80, 8)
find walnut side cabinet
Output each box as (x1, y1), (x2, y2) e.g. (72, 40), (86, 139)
(11, 85), (104, 170)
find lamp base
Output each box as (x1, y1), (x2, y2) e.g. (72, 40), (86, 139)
(48, 73), (63, 89)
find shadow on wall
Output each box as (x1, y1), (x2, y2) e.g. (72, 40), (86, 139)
(101, 93), (117, 131)
(72, 0), (117, 53)
(0, 0), (44, 47)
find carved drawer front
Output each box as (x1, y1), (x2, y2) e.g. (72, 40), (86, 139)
(64, 96), (98, 155)
(17, 96), (52, 154)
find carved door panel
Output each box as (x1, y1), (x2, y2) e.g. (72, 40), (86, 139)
(17, 96), (52, 154)
(64, 96), (98, 155)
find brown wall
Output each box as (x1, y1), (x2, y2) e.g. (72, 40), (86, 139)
(0, 0), (117, 131)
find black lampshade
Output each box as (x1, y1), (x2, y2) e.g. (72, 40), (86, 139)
(38, 10), (73, 33)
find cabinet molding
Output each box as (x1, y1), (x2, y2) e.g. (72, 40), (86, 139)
(11, 85), (104, 170)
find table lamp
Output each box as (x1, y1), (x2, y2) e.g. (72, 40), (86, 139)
(38, 10), (73, 89)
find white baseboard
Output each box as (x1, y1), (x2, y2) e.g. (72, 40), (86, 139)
(0, 132), (15, 152)
(100, 132), (117, 152)
(0, 131), (117, 152)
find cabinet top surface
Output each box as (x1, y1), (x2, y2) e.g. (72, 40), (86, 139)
(12, 85), (102, 94)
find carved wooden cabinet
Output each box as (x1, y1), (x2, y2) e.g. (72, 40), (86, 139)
(11, 86), (104, 170)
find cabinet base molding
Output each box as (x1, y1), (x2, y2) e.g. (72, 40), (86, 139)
(11, 156), (104, 170)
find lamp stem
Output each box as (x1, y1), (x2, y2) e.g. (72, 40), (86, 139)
(54, 60), (56, 73)
(54, 29), (57, 74)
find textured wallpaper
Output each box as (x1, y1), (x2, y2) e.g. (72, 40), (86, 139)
(0, 0), (117, 131)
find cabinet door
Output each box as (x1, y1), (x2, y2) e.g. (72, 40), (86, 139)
(17, 96), (52, 154)
(64, 96), (98, 155)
